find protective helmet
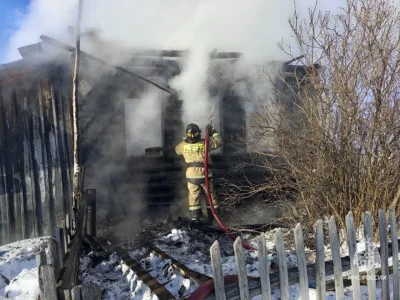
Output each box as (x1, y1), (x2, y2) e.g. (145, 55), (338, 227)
(185, 123), (201, 143)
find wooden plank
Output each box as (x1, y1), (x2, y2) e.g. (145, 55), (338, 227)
(81, 284), (101, 300)
(36, 246), (47, 296)
(314, 220), (325, 300)
(85, 189), (96, 237)
(210, 240), (226, 300)
(49, 82), (65, 230)
(0, 163), (9, 245)
(275, 228), (289, 300)
(55, 227), (65, 266)
(378, 209), (390, 300)
(60, 81), (73, 218)
(39, 265), (58, 300)
(257, 233), (271, 300)
(3, 89), (17, 243)
(363, 211), (376, 300)
(1, 89), (16, 243)
(12, 89), (25, 241)
(27, 86), (42, 238)
(37, 81), (51, 236)
(328, 216), (344, 300)
(48, 238), (60, 280)
(60, 195), (86, 288)
(22, 88), (38, 238)
(233, 237), (250, 300)
(71, 285), (82, 300)
(16, 88), (28, 241)
(294, 223), (309, 300)
(41, 80), (57, 237)
(390, 210), (399, 300)
(54, 78), (72, 224)
(345, 211), (360, 299)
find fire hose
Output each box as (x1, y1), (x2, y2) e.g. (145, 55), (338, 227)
(186, 107), (279, 299)
(202, 103), (260, 251)
(203, 127), (255, 251)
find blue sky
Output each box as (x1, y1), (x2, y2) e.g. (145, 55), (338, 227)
(0, 0), (30, 63)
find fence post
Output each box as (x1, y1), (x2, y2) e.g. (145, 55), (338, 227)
(390, 209), (399, 300)
(363, 211), (376, 300)
(48, 238), (60, 280)
(85, 189), (96, 237)
(39, 265), (58, 300)
(294, 223), (309, 300)
(36, 247), (47, 295)
(314, 220), (326, 300)
(257, 233), (271, 300)
(328, 216), (344, 300)
(210, 241), (226, 300)
(345, 211), (360, 299)
(275, 228), (289, 300)
(233, 237), (250, 300)
(378, 209), (390, 300)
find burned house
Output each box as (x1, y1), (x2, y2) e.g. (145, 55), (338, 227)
(0, 41), (308, 244)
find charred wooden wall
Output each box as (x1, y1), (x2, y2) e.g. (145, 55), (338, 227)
(0, 62), (73, 245)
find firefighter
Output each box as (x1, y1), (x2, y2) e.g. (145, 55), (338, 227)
(175, 123), (222, 222)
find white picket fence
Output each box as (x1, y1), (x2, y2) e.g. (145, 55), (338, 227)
(209, 209), (400, 300)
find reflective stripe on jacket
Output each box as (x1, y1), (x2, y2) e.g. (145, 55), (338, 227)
(175, 132), (222, 179)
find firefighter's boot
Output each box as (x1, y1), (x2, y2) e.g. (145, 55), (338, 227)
(190, 209), (203, 224)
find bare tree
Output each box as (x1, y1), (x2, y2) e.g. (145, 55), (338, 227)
(233, 0), (400, 229)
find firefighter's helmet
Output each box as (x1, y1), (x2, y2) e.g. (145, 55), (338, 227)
(185, 123), (201, 143)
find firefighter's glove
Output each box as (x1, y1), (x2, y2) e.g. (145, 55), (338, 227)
(206, 124), (217, 136)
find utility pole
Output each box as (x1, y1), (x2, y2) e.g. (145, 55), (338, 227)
(72, 0), (83, 215)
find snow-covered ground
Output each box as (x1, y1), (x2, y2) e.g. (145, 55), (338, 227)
(0, 227), (396, 299)
(80, 225), (400, 299)
(0, 236), (50, 300)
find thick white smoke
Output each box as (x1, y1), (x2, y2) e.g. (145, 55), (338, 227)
(4, 0), (346, 151)
(124, 89), (164, 155)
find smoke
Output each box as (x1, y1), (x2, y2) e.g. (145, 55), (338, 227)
(3, 0), (347, 223)
(125, 89), (164, 156)
(4, 0), (346, 121)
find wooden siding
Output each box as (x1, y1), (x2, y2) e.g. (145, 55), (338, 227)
(0, 67), (73, 244)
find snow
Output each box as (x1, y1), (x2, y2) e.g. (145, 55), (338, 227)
(80, 250), (159, 299)
(0, 226), (396, 300)
(0, 236), (50, 299)
(83, 225), (398, 300)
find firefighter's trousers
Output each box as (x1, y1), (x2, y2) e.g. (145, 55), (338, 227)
(187, 177), (219, 211)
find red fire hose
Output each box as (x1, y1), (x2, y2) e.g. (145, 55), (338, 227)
(186, 275), (256, 300)
(203, 129), (255, 251)
(189, 124), (278, 300)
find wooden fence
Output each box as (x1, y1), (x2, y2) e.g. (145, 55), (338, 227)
(0, 64), (74, 245)
(209, 209), (400, 300)
(34, 188), (98, 300)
